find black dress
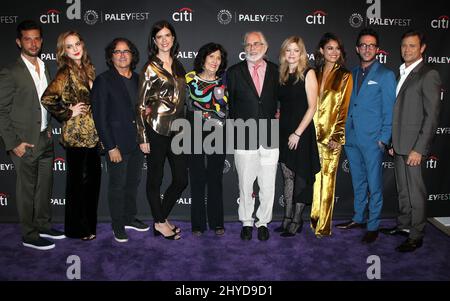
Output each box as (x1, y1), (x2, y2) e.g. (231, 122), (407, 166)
(278, 71), (321, 203)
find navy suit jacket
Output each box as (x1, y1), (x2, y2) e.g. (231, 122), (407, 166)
(91, 68), (139, 155)
(345, 61), (396, 147)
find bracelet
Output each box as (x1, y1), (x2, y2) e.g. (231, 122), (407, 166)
(293, 132), (301, 138)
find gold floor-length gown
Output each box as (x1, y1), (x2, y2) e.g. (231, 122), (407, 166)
(311, 63), (353, 237)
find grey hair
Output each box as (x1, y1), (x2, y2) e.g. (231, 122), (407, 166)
(243, 31), (268, 48)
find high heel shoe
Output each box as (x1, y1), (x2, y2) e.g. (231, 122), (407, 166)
(154, 223), (181, 240)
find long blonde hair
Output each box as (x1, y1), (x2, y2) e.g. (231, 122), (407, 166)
(56, 31), (95, 83)
(279, 36), (307, 85)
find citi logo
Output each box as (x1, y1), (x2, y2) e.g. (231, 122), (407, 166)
(172, 8), (193, 22)
(40, 9), (60, 24)
(0, 192), (8, 206)
(431, 15), (449, 29)
(51, 198), (66, 205)
(53, 157), (66, 171)
(376, 49), (388, 64)
(40, 53), (57, 61)
(426, 155), (438, 169)
(306, 10), (326, 25)
(0, 163), (14, 171)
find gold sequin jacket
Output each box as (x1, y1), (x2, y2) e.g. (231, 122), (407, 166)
(41, 65), (99, 148)
(137, 57), (186, 142)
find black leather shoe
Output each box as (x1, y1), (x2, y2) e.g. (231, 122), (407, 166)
(240, 226), (253, 240)
(379, 227), (409, 237)
(361, 231), (378, 244)
(335, 220), (366, 229)
(257, 226), (269, 241)
(396, 238), (423, 252)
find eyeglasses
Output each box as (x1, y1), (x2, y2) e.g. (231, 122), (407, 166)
(113, 49), (132, 55)
(244, 42), (265, 49)
(358, 43), (377, 50)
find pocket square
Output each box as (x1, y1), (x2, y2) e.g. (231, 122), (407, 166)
(368, 80), (378, 85)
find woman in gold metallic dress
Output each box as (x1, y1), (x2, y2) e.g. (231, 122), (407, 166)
(137, 20), (187, 240)
(42, 31), (100, 241)
(310, 33), (353, 237)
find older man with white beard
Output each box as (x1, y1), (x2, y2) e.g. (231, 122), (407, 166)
(226, 31), (279, 241)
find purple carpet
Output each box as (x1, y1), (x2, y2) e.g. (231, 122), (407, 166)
(0, 219), (449, 281)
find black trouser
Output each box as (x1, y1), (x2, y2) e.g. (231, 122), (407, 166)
(65, 147), (101, 238)
(189, 152), (226, 232)
(106, 146), (143, 232)
(145, 127), (188, 223)
(10, 131), (54, 241)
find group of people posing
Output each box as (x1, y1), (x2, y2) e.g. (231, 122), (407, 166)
(0, 19), (441, 254)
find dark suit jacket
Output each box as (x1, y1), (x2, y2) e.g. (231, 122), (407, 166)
(0, 57), (51, 152)
(226, 59), (279, 149)
(392, 61), (441, 156)
(91, 68), (140, 155)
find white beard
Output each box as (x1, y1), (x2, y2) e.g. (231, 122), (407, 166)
(245, 52), (265, 63)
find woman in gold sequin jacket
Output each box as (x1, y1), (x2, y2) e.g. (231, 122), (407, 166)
(41, 31), (100, 241)
(136, 20), (187, 240)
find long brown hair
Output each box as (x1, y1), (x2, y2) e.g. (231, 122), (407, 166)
(279, 36), (308, 85)
(56, 31), (95, 83)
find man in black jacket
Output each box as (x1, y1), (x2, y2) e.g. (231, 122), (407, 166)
(227, 31), (279, 241)
(92, 38), (149, 243)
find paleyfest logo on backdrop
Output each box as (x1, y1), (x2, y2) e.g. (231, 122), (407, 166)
(0, 15), (18, 24)
(40, 9), (61, 24)
(428, 193), (450, 201)
(177, 51), (197, 59)
(305, 10), (327, 25)
(172, 8), (193, 22)
(41, 53), (57, 61)
(426, 55), (450, 64)
(376, 49), (388, 64)
(349, 0), (411, 28)
(65, 0), (148, 25)
(430, 15), (449, 29)
(441, 88), (445, 101)
(217, 9), (284, 25)
(436, 127), (450, 135)
(0, 162), (14, 171)
(51, 198), (66, 205)
(53, 157), (66, 171)
(0, 193), (8, 206)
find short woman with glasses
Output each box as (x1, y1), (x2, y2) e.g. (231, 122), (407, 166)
(42, 31), (100, 241)
(136, 20), (187, 240)
(310, 32), (353, 237)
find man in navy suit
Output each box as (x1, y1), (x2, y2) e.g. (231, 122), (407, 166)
(92, 38), (149, 243)
(336, 28), (396, 243)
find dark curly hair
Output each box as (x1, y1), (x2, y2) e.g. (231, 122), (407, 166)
(147, 20), (179, 60)
(193, 43), (228, 77)
(105, 37), (139, 70)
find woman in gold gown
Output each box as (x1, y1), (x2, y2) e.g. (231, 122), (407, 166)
(310, 33), (353, 237)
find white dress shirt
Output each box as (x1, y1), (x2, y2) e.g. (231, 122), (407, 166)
(21, 55), (49, 131)
(396, 58), (423, 97)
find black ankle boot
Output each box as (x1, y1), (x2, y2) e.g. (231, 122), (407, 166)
(281, 203), (305, 237)
(275, 198), (293, 232)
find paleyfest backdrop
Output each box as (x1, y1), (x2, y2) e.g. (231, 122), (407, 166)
(0, 0), (448, 223)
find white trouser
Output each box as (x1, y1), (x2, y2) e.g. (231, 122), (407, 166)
(234, 146), (279, 227)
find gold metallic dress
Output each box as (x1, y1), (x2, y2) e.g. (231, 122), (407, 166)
(311, 63), (353, 237)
